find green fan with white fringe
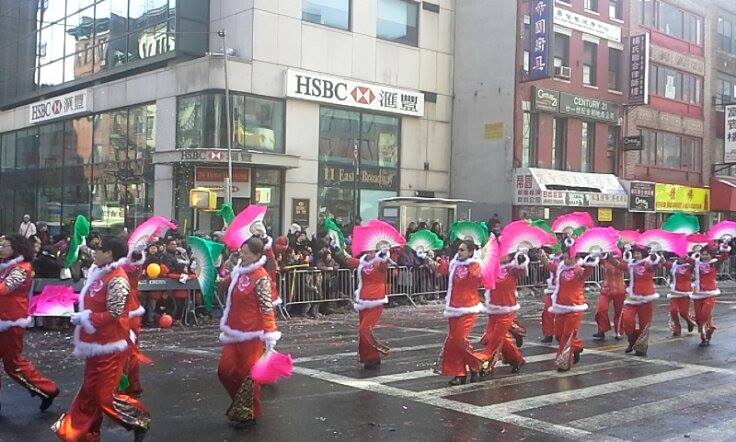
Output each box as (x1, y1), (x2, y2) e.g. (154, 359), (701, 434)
(188, 236), (225, 311)
(530, 219), (553, 233)
(449, 221), (489, 246)
(408, 230), (444, 257)
(65, 215), (91, 268)
(662, 212), (700, 234)
(324, 217), (346, 251)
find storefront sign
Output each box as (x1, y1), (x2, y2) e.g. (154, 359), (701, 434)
(285, 69), (424, 117)
(558, 93), (620, 124)
(622, 135), (643, 151)
(598, 208), (613, 222)
(725, 105), (736, 164)
(292, 199), (310, 226)
(553, 7), (621, 42)
(532, 87), (559, 113)
(629, 181), (656, 212)
(29, 89), (92, 124)
(513, 169), (627, 208)
(320, 164), (398, 191)
(180, 149), (253, 164)
(194, 167), (251, 199)
(655, 183), (710, 213)
(628, 33), (650, 105)
(528, 0), (554, 81)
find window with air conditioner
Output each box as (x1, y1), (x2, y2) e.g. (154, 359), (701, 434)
(553, 33), (569, 78)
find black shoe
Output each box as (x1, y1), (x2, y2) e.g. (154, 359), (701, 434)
(592, 332), (605, 340)
(448, 376), (466, 386)
(540, 336), (553, 343)
(614, 334), (623, 340)
(515, 336), (524, 348)
(573, 350), (581, 365)
(468, 372), (479, 383)
(699, 339), (710, 347)
(511, 360), (525, 373)
(230, 420), (256, 430)
(687, 322), (695, 333)
(363, 361), (381, 370)
(134, 428), (148, 441)
(39, 395), (55, 412)
(625, 345), (634, 354)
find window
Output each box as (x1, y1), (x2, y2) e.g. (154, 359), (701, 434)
(647, 1), (703, 45)
(639, 129), (702, 171)
(377, 0), (419, 46)
(553, 33), (569, 73)
(608, 47), (622, 91)
(718, 17), (736, 55)
(583, 41), (597, 86)
(609, 0), (623, 21)
(717, 78), (736, 102)
(521, 111), (537, 167)
(581, 122), (595, 172)
(607, 126), (619, 173)
(584, 0), (598, 13)
(302, 0), (351, 30)
(649, 64), (702, 104)
(552, 117), (567, 170)
(233, 95), (285, 152)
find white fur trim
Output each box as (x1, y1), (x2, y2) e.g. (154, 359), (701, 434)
(0, 316), (33, 332)
(485, 302), (521, 315)
(273, 297), (283, 307)
(354, 297), (389, 311)
(72, 339), (128, 358)
(443, 303), (486, 318)
(128, 306), (146, 318)
(262, 331), (282, 342)
(690, 289), (721, 300)
(548, 303), (589, 314)
(667, 290), (692, 299)
(624, 293), (660, 305)
(130, 330), (137, 344)
(354, 253), (390, 308)
(77, 310), (96, 334)
(694, 257), (719, 294)
(219, 255), (268, 341)
(219, 326), (264, 344)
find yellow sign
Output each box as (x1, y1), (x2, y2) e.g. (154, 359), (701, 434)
(654, 184), (710, 213)
(484, 122), (504, 140)
(597, 208), (613, 222)
(189, 188), (217, 210)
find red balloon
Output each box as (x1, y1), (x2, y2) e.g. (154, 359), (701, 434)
(159, 314), (173, 329)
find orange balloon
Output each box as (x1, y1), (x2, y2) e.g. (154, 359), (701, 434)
(159, 313), (173, 329)
(146, 263), (161, 279)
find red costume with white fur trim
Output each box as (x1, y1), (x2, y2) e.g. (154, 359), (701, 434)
(541, 254), (561, 338)
(691, 249), (729, 343)
(345, 253), (390, 364)
(478, 264), (525, 368)
(547, 259), (596, 368)
(595, 259), (627, 336)
(217, 255), (279, 423)
(0, 258), (59, 405)
(438, 257), (485, 377)
(123, 261), (147, 397)
(54, 262), (150, 441)
(663, 260), (695, 336)
(621, 255), (662, 351)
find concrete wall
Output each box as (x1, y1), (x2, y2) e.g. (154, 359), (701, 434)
(451, 0), (517, 222)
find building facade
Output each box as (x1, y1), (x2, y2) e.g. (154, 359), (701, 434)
(0, 0), (454, 236)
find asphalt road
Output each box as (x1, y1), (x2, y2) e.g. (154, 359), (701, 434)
(4, 288), (736, 442)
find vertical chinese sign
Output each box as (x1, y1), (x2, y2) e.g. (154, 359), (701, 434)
(628, 33), (650, 105)
(726, 105), (736, 164)
(528, 0), (554, 81)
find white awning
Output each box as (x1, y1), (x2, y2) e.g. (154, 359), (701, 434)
(514, 168), (628, 208)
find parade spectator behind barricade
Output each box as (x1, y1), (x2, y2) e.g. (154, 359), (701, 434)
(431, 222), (444, 240)
(36, 222), (51, 246)
(316, 246), (347, 314)
(33, 245), (64, 278)
(406, 222), (418, 242)
(18, 214), (37, 238)
(160, 235), (194, 319)
(287, 223), (302, 248)
(70, 231), (101, 280)
(140, 242), (165, 325)
(28, 235), (42, 256)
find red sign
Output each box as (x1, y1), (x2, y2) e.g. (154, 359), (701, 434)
(195, 167), (250, 183)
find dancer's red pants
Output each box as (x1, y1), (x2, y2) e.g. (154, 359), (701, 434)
(622, 303), (654, 346)
(358, 306), (386, 364)
(595, 292), (625, 335)
(441, 314), (481, 377)
(218, 340), (264, 420)
(541, 293), (556, 337)
(693, 297), (717, 338)
(555, 312), (584, 357)
(0, 327), (58, 400)
(479, 313), (524, 367)
(669, 297), (693, 335)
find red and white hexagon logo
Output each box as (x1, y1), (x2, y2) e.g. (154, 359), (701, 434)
(351, 86), (375, 105)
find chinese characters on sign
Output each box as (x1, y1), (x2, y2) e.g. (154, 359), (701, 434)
(654, 184), (710, 213)
(29, 89), (92, 124)
(532, 88), (620, 124)
(725, 105), (736, 164)
(628, 33), (650, 106)
(285, 69), (424, 117)
(553, 7), (622, 42)
(528, 0), (554, 81)
(628, 181), (656, 212)
(513, 170), (628, 208)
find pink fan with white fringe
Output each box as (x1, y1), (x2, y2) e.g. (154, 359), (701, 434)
(708, 220), (736, 242)
(352, 220), (406, 257)
(128, 216), (177, 251)
(250, 350), (294, 384)
(687, 233), (710, 253)
(552, 212), (595, 234)
(618, 230), (641, 245)
(223, 205), (268, 250)
(479, 234), (501, 290)
(637, 229), (688, 256)
(498, 222), (555, 257)
(570, 227), (619, 256)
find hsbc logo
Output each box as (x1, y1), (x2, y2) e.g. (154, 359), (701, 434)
(351, 86), (375, 105)
(29, 89), (91, 124)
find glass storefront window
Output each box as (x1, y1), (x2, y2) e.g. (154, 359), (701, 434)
(254, 169), (282, 235)
(93, 110), (128, 165)
(16, 129), (39, 170)
(319, 186), (355, 227)
(1, 133), (16, 171)
(360, 189), (397, 221)
(233, 95), (284, 152)
(377, 0), (419, 46)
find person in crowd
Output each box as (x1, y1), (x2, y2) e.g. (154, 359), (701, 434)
(142, 243), (164, 326)
(540, 247), (561, 343)
(663, 255), (696, 337)
(33, 245), (64, 278)
(405, 222), (418, 242)
(431, 222), (444, 240)
(19, 214), (37, 239)
(620, 245), (662, 356)
(159, 235), (192, 319)
(54, 237), (150, 441)
(36, 222), (51, 246)
(691, 244), (731, 346)
(217, 236), (279, 427)
(314, 247), (342, 315)
(594, 253), (628, 340)
(398, 245), (429, 304)
(0, 234), (59, 413)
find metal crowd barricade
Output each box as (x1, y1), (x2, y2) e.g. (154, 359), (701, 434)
(279, 266), (354, 317)
(386, 266), (416, 306)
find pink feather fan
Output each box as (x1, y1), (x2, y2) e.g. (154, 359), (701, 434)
(637, 229), (688, 256)
(479, 234), (501, 290)
(687, 233), (710, 253)
(223, 205), (268, 250)
(250, 351), (294, 384)
(128, 216), (177, 251)
(498, 222), (555, 257)
(551, 212), (595, 234)
(352, 219), (406, 257)
(570, 227), (619, 256)
(708, 220), (736, 242)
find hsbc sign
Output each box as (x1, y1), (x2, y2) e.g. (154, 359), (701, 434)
(29, 89), (92, 124)
(285, 69), (424, 117)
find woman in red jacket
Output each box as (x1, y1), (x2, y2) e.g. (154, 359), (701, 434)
(691, 244), (730, 346)
(620, 245), (662, 356)
(663, 256), (695, 337)
(436, 240), (486, 385)
(594, 253), (627, 340)
(218, 236), (279, 426)
(0, 234), (59, 412)
(342, 247), (391, 369)
(540, 249), (598, 371)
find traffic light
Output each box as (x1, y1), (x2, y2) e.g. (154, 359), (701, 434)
(189, 188), (217, 210)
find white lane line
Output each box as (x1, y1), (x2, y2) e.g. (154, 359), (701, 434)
(293, 365), (623, 441)
(569, 382), (736, 431)
(660, 416), (736, 442)
(483, 366), (706, 414)
(579, 347), (736, 375)
(292, 343), (444, 363)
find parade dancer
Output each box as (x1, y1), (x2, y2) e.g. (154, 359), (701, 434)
(691, 244), (730, 346)
(540, 249), (598, 371)
(54, 237), (150, 441)
(478, 252), (527, 374)
(663, 256), (695, 337)
(593, 253), (627, 340)
(620, 245), (662, 356)
(251, 221), (282, 309)
(540, 249), (561, 343)
(436, 240), (486, 385)
(122, 250), (149, 398)
(218, 237), (279, 426)
(0, 234), (59, 413)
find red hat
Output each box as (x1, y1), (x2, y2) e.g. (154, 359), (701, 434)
(274, 236), (289, 253)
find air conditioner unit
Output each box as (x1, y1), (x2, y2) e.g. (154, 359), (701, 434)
(555, 65), (571, 79)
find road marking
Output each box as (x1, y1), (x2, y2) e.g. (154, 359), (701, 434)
(483, 366), (706, 414)
(660, 416), (736, 442)
(292, 343), (444, 363)
(569, 382), (736, 431)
